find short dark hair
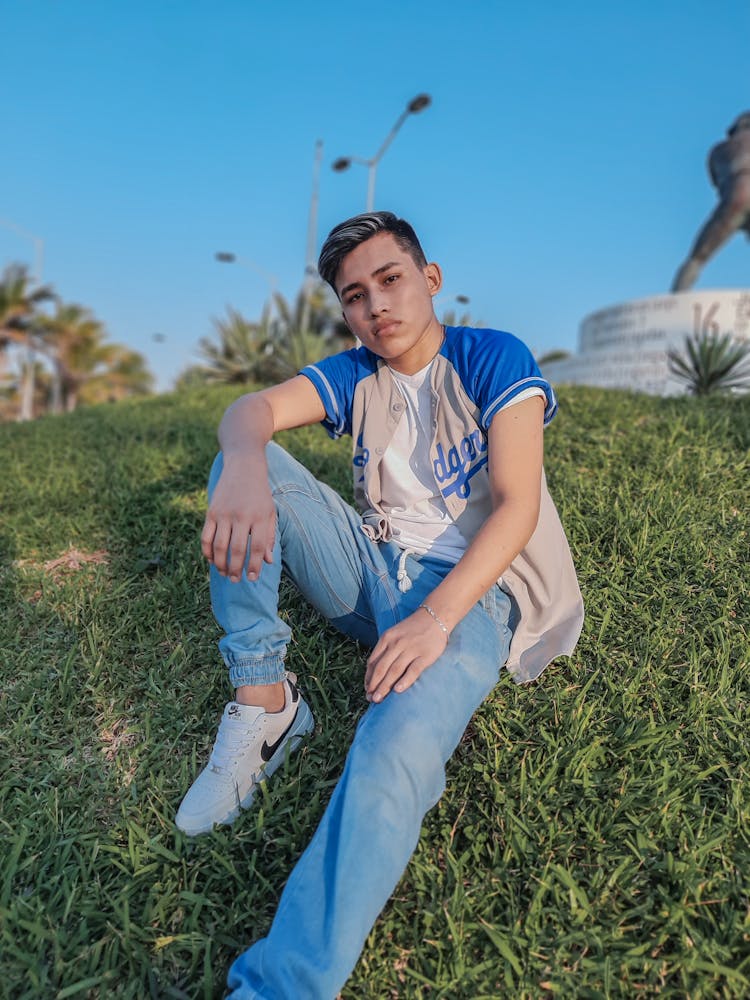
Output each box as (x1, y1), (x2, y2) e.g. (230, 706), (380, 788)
(318, 211), (428, 293)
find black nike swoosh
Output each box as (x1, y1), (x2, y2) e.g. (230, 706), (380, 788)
(260, 713), (297, 763)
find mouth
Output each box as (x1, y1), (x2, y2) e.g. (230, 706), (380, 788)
(373, 320), (400, 337)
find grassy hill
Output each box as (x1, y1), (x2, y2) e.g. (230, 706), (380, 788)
(0, 385), (748, 999)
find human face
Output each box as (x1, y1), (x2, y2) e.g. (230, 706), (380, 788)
(335, 232), (443, 374)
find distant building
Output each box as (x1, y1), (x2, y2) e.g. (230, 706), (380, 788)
(541, 289), (750, 395)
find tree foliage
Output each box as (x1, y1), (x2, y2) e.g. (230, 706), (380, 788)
(0, 263), (55, 334)
(0, 263), (57, 417)
(667, 332), (750, 396)
(441, 307), (475, 328)
(189, 284), (351, 388)
(537, 348), (571, 366)
(0, 263), (153, 419)
(195, 306), (270, 385)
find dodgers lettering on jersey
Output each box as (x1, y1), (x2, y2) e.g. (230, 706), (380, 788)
(433, 432), (488, 500)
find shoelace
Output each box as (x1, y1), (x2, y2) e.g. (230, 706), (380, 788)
(209, 714), (261, 772)
(209, 675), (294, 773)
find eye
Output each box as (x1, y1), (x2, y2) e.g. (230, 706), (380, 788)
(345, 290), (363, 304)
(384, 273), (399, 285)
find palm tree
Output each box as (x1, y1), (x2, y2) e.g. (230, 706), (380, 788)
(441, 307), (474, 328)
(0, 359), (52, 421)
(196, 305), (275, 385)
(38, 302), (153, 413)
(38, 303), (107, 412)
(0, 263), (56, 419)
(79, 346), (154, 405)
(667, 332), (750, 396)
(0, 365), (20, 421)
(174, 365), (211, 392)
(536, 349), (572, 366)
(193, 284), (350, 388)
(267, 286), (334, 381)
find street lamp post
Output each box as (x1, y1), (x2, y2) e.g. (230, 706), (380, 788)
(332, 93), (431, 211)
(301, 139), (324, 337)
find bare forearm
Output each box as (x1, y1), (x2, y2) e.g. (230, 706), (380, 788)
(218, 376), (327, 456)
(204, 393), (276, 580)
(218, 392), (275, 458)
(423, 498), (538, 633)
(204, 378), (327, 582)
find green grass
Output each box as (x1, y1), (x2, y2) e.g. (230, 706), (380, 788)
(0, 385), (748, 999)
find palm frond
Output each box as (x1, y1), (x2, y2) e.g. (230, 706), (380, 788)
(667, 332), (750, 395)
(197, 284), (348, 388)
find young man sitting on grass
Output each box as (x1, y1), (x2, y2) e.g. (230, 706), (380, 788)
(176, 211), (584, 998)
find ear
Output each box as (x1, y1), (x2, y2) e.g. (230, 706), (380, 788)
(423, 261), (443, 297)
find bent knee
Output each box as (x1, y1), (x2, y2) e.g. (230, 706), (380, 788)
(264, 441), (309, 493)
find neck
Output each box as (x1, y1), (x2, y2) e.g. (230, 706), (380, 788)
(388, 320), (445, 375)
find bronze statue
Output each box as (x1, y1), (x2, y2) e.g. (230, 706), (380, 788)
(672, 112), (750, 292)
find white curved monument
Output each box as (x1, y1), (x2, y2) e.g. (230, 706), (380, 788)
(541, 289), (750, 395)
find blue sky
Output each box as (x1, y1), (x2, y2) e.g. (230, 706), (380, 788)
(2, 0), (749, 389)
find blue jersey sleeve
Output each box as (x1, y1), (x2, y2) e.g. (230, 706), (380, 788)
(300, 348), (361, 439)
(443, 326), (557, 429)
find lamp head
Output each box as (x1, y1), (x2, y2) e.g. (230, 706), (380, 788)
(408, 94), (431, 114)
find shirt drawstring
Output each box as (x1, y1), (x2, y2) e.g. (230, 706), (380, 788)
(396, 547), (416, 593)
(359, 513), (415, 593)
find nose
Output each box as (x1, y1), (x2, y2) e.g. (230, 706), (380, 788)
(369, 290), (389, 316)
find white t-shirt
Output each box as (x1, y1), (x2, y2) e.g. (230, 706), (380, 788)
(380, 360), (545, 564)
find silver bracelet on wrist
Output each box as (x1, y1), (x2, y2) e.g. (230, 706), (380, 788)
(419, 602), (450, 638)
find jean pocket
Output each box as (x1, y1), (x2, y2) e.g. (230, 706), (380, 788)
(480, 584), (512, 638)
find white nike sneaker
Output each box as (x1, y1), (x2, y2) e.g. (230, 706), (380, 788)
(175, 673), (314, 836)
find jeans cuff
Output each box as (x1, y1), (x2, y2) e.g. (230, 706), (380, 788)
(227, 653), (287, 688)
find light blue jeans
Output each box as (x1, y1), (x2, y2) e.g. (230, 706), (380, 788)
(213, 443), (513, 1000)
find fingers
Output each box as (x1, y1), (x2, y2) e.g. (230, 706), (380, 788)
(391, 661), (427, 695)
(201, 508), (276, 583)
(244, 513), (274, 582)
(366, 648), (430, 703)
(264, 520), (276, 564)
(363, 636), (385, 691)
(202, 463), (277, 580)
(227, 519), (253, 582)
(212, 520), (233, 575)
(365, 616), (448, 703)
(200, 514), (216, 562)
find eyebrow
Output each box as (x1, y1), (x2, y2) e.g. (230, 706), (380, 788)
(339, 261), (400, 299)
